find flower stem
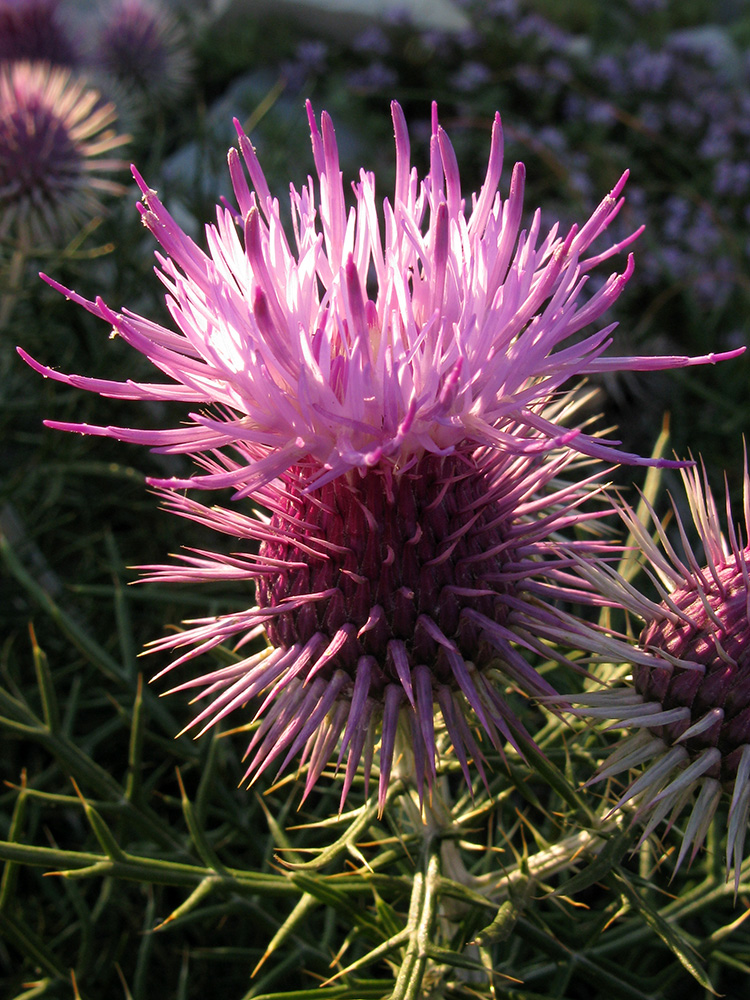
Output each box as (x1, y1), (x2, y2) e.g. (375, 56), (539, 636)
(390, 833), (441, 1000)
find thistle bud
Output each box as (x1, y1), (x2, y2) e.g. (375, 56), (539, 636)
(571, 458), (750, 885)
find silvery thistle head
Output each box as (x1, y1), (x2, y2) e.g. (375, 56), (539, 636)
(569, 457), (750, 885)
(21, 101), (741, 810)
(0, 61), (127, 246)
(0, 0), (79, 65)
(94, 0), (192, 106)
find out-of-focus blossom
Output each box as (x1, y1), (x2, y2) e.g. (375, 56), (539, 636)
(352, 25), (391, 57)
(0, 0), (79, 65)
(346, 61), (398, 94)
(0, 61), (127, 245)
(450, 60), (492, 93)
(21, 102), (741, 808)
(94, 0), (192, 106)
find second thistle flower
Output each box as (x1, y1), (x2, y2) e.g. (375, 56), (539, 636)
(569, 457), (750, 883)
(22, 102), (741, 808)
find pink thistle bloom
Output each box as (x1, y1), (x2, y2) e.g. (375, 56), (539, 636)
(0, 61), (128, 245)
(21, 102), (742, 809)
(567, 455), (750, 885)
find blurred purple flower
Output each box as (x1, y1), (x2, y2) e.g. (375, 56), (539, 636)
(283, 39), (328, 90)
(0, 0), (79, 65)
(713, 162), (750, 199)
(450, 60), (492, 93)
(593, 54), (627, 94)
(626, 0), (667, 11)
(627, 44), (672, 91)
(345, 61), (397, 94)
(487, 0), (519, 18)
(516, 13), (569, 52)
(699, 128), (733, 162)
(352, 25), (390, 57)
(585, 101), (616, 128)
(665, 100), (703, 133)
(0, 61), (127, 245)
(95, 0), (192, 105)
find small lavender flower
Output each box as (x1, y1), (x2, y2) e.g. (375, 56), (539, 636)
(626, 0), (667, 11)
(569, 458), (750, 884)
(626, 44), (672, 91)
(22, 102), (740, 808)
(713, 161), (750, 199)
(351, 25), (391, 57)
(593, 54), (627, 94)
(665, 100), (702, 134)
(585, 101), (616, 128)
(345, 61), (398, 94)
(0, 61), (127, 245)
(94, 0), (192, 106)
(450, 60), (492, 93)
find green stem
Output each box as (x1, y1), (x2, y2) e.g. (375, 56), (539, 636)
(389, 837), (442, 1000)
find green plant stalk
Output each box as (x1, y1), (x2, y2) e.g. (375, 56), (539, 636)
(389, 842), (441, 1000)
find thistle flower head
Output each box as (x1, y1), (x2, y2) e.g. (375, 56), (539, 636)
(21, 102), (742, 808)
(570, 454), (750, 884)
(94, 0), (192, 105)
(0, 61), (128, 246)
(0, 0), (79, 65)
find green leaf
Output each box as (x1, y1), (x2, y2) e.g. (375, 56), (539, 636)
(153, 876), (220, 931)
(474, 874), (534, 946)
(251, 892), (319, 976)
(124, 674), (146, 805)
(176, 768), (227, 871)
(0, 770), (28, 910)
(553, 826), (632, 898)
(610, 870), (717, 994)
(0, 910), (67, 980)
(29, 626), (59, 732)
(249, 984), (392, 1000)
(73, 780), (128, 862)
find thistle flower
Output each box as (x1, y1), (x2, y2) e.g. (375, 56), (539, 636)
(0, 61), (128, 246)
(94, 0), (192, 106)
(21, 102), (741, 808)
(569, 456), (750, 884)
(0, 0), (79, 65)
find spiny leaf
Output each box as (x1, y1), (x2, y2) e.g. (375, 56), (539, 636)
(153, 876), (220, 931)
(252, 892), (319, 976)
(71, 778), (127, 862)
(0, 769), (28, 910)
(29, 625), (59, 732)
(552, 826), (631, 898)
(248, 984), (391, 1000)
(321, 927), (410, 986)
(610, 870), (717, 995)
(0, 910), (67, 980)
(124, 674), (146, 805)
(176, 768), (226, 871)
(474, 874), (534, 946)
